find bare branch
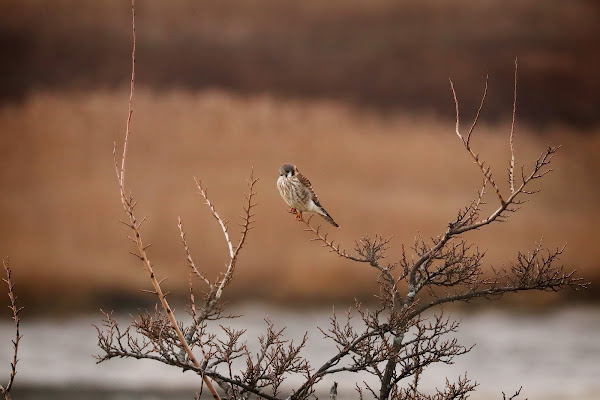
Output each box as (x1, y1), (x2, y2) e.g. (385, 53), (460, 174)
(1, 259), (23, 400)
(195, 177), (234, 260)
(217, 167), (258, 299)
(503, 386), (525, 400)
(294, 64), (582, 400)
(408, 244), (585, 319)
(178, 217), (212, 288)
(110, 1), (221, 398)
(303, 216), (364, 262)
(116, 0), (136, 191)
(509, 58), (518, 194)
(466, 74), (488, 146)
(450, 77), (505, 205)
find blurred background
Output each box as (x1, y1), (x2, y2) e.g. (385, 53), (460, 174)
(0, 0), (599, 399)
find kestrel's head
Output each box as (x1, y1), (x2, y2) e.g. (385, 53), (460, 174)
(279, 163), (297, 178)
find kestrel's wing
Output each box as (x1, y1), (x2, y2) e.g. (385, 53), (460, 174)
(296, 172), (321, 206)
(297, 171), (339, 227)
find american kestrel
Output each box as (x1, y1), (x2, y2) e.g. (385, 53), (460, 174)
(277, 163), (339, 227)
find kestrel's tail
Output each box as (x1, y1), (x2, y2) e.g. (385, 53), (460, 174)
(317, 207), (339, 227)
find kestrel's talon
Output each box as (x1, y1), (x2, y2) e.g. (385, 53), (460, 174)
(277, 163), (340, 228)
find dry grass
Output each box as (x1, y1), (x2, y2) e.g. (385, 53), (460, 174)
(0, 88), (598, 311)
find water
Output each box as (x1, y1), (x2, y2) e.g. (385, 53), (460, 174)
(1, 305), (599, 399)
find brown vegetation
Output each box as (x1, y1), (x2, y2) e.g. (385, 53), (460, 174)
(0, 86), (598, 312)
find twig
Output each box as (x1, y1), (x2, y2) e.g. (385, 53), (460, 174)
(509, 57), (518, 194)
(180, 170), (258, 356)
(302, 216), (364, 263)
(450, 77), (505, 205)
(179, 217), (212, 288)
(194, 169), (258, 303)
(117, 0), (136, 191)
(194, 177), (234, 260)
(113, 1), (220, 398)
(503, 386), (525, 400)
(1, 259), (23, 400)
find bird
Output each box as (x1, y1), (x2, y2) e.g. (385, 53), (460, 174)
(277, 163), (339, 227)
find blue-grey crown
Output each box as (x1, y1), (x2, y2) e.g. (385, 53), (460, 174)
(279, 163), (295, 176)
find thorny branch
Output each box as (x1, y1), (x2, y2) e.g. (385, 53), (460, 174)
(99, 7), (268, 400)
(303, 218), (399, 306)
(298, 60), (585, 400)
(105, 0), (222, 399)
(1, 260), (23, 400)
(96, 311), (307, 400)
(509, 58), (518, 194)
(503, 386), (526, 400)
(194, 171), (258, 302)
(178, 172), (258, 354)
